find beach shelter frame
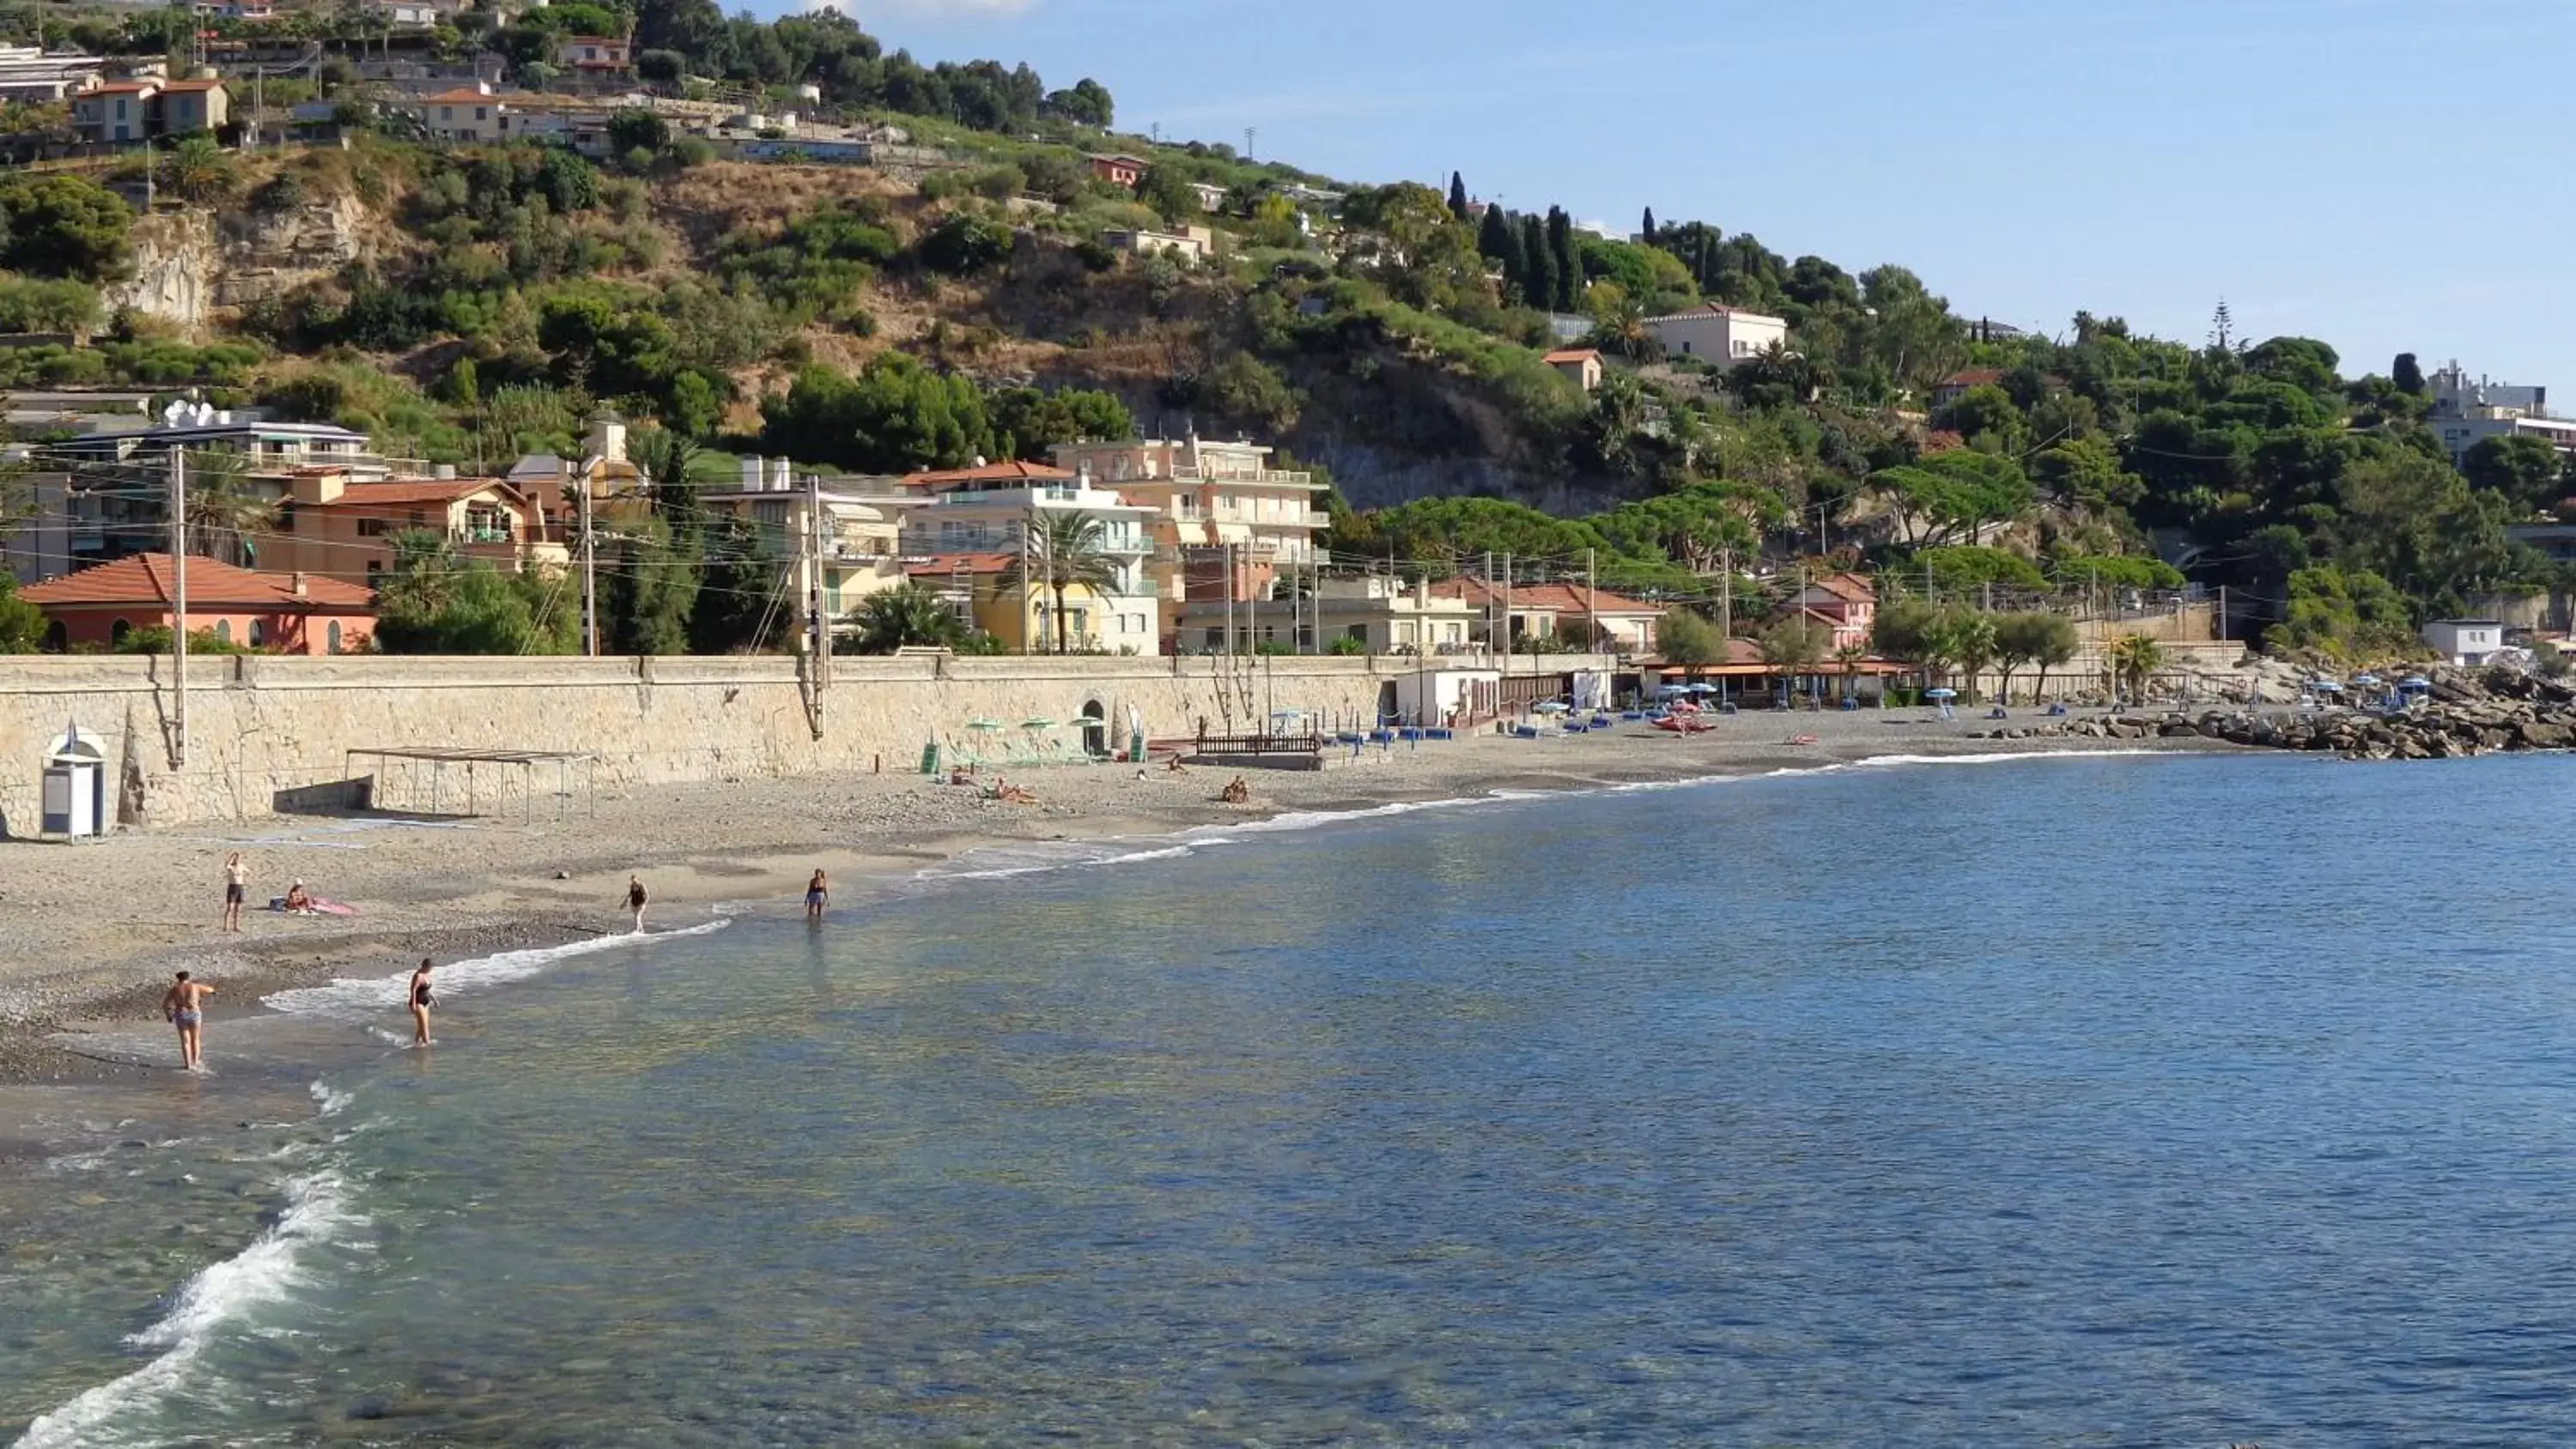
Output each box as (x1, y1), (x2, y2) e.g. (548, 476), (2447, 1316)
(343, 747), (598, 821)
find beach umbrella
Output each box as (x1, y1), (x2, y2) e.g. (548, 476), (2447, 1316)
(1924, 688), (1957, 700)
(2310, 680), (2342, 692)
(2353, 673), (2384, 687)
(1021, 718), (1058, 729)
(2400, 676), (2432, 689)
(966, 718), (1006, 731)
(1532, 700), (1571, 714)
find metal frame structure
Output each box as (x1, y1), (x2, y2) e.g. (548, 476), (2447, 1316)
(343, 747), (597, 821)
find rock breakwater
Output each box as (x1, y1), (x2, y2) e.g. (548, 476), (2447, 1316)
(1972, 669), (2576, 761)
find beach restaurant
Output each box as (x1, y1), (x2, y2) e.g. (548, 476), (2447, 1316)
(1634, 640), (1911, 706)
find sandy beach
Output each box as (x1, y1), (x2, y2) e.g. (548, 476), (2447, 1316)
(0, 707), (2233, 1093)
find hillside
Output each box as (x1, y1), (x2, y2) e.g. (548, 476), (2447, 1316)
(0, 0), (2562, 664)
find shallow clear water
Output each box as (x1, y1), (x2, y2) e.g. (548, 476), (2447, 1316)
(14, 752), (2576, 1445)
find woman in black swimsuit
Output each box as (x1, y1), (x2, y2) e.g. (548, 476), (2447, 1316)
(409, 958), (434, 1046)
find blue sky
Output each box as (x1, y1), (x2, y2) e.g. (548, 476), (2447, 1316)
(849, 0), (2567, 387)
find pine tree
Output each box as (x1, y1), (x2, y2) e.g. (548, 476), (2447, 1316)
(2393, 352), (2425, 396)
(1447, 171), (1469, 221)
(1641, 206), (1657, 246)
(1519, 215), (1553, 312)
(1546, 207), (1580, 311)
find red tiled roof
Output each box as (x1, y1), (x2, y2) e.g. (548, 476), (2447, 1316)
(1941, 368), (2008, 389)
(1429, 579), (1659, 615)
(420, 87), (504, 103)
(21, 553), (374, 611)
(1801, 571), (1876, 604)
(83, 81), (157, 94)
(159, 79), (225, 93)
(904, 552), (1016, 578)
(900, 461), (1077, 491)
(1543, 349), (1600, 365)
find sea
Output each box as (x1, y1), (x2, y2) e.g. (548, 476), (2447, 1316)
(9, 749), (2576, 1446)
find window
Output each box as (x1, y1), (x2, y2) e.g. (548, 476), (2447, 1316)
(356, 518), (389, 537)
(1203, 627), (1224, 648)
(247, 619), (266, 647)
(43, 620), (65, 651)
(327, 621), (341, 654)
(474, 106), (487, 121)
(366, 560), (382, 576)
(276, 503), (296, 534)
(111, 618), (131, 645)
(114, 98), (125, 118)
(439, 106), (453, 122)
(213, 619), (232, 644)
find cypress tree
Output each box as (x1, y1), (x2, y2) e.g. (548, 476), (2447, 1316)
(1447, 170), (1469, 221)
(1519, 215), (1552, 312)
(1641, 206), (1657, 246)
(1546, 207), (1579, 311)
(1477, 202), (1514, 264)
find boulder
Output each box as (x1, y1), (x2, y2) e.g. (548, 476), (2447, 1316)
(2521, 720), (2573, 749)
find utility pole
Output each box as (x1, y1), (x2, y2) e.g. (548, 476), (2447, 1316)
(1586, 547), (1598, 658)
(806, 472), (830, 692)
(577, 463), (598, 657)
(168, 447), (187, 767)
(1223, 543), (1236, 655)
(1481, 549), (1494, 662)
(1019, 519), (1032, 656)
(1719, 544), (1734, 646)
(1501, 551), (1513, 679)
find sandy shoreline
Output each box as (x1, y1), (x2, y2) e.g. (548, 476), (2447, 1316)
(0, 708), (2239, 1105)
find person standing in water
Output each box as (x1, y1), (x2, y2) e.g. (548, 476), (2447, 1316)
(408, 958), (434, 1046)
(625, 875), (649, 933)
(805, 870), (829, 921)
(162, 971), (214, 1070)
(221, 852), (247, 933)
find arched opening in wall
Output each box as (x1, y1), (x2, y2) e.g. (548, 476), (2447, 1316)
(42, 620), (65, 652)
(213, 619), (232, 645)
(110, 617), (131, 646)
(1080, 698), (1108, 760)
(248, 618), (267, 648)
(327, 621), (343, 655)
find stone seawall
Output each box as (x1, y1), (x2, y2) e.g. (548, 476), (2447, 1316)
(0, 653), (1612, 829)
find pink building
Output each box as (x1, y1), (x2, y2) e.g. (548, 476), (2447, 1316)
(1782, 572), (1876, 651)
(21, 553), (377, 656)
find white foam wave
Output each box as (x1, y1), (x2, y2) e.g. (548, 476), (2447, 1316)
(15, 1167), (360, 1449)
(261, 919), (731, 1022)
(1178, 793), (1498, 838)
(308, 1082), (353, 1118)
(1840, 748), (2161, 770)
(922, 840), (1214, 881)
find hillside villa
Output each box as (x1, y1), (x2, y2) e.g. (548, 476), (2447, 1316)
(701, 458), (911, 631)
(1641, 306), (1788, 369)
(1543, 349), (1604, 392)
(21, 552), (376, 655)
(1052, 437), (1326, 643)
(1175, 574), (1476, 655)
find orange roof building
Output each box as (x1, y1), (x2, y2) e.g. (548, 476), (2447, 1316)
(21, 553), (375, 656)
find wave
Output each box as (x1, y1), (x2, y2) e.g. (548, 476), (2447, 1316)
(14, 1166), (361, 1449)
(920, 840), (1215, 882)
(261, 918), (732, 1022)
(1838, 749), (2168, 770)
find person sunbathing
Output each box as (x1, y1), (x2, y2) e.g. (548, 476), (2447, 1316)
(282, 880), (315, 913)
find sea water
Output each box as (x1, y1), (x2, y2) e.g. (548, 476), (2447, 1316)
(11, 751), (2576, 1445)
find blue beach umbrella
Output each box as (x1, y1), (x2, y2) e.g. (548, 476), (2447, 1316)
(1924, 688), (1957, 700)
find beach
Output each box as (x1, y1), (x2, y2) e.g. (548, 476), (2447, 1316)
(0, 707), (2227, 1092)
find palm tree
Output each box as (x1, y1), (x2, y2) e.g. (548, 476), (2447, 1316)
(628, 427), (701, 517)
(1002, 512), (1121, 654)
(848, 583), (968, 655)
(164, 136), (234, 203)
(182, 451), (277, 567)
(1947, 609), (1998, 702)
(2109, 633), (2165, 705)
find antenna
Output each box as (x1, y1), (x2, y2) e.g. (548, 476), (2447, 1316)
(1244, 125), (1257, 160)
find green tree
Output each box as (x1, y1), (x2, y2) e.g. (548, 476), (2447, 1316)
(1657, 607), (1722, 679)
(0, 571), (41, 652)
(1930, 383), (2027, 452)
(601, 513), (700, 656)
(1932, 608), (1997, 699)
(608, 107), (670, 155)
(378, 528), (459, 617)
(1546, 206), (1578, 311)
(1518, 214), (1552, 312)
(760, 354), (993, 473)
(375, 566), (578, 654)
(2462, 433), (2567, 515)
(1868, 451), (2036, 549)
(1446, 171), (1469, 221)
(163, 136), (235, 203)
(2267, 564), (2415, 660)
(0, 172), (133, 282)
(1756, 614), (1829, 703)
(1993, 609), (2076, 704)
(1137, 165), (1202, 227)
(688, 514), (777, 654)
(2392, 351), (2425, 396)
(847, 581), (969, 653)
(918, 213), (1012, 275)
(1002, 511), (1121, 654)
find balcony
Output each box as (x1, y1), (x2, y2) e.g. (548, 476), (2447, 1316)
(1170, 465), (1314, 488)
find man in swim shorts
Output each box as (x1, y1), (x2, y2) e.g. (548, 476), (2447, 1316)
(163, 971), (214, 1070)
(222, 852), (247, 932)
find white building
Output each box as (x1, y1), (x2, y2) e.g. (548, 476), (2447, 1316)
(0, 45), (104, 103)
(699, 457), (914, 638)
(1101, 226), (1215, 264)
(2422, 618), (2505, 666)
(1642, 306), (1788, 368)
(1176, 574), (1476, 656)
(2427, 362), (2576, 463)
